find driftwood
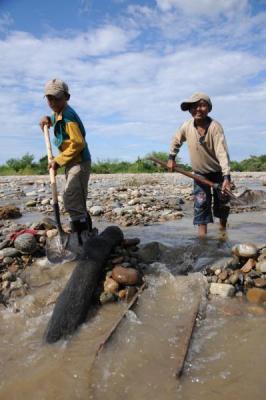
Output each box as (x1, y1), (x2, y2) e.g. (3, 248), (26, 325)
(44, 226), (124, 344)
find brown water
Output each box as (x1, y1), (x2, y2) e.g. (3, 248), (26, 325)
(0, 211), (266, 399)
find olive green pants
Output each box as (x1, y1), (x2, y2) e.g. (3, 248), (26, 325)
(63, 160), (91, 221)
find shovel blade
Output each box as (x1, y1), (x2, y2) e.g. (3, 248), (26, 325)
(46, 233), (76, 264)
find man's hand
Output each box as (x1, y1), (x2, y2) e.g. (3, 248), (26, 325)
(40, 116), (52, 131)
(48, 160), (59, 174)
(221, 179), (231, 193)
(167, 159), (177, 172)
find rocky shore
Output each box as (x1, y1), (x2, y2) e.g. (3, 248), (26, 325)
(0, 172), (265, 308)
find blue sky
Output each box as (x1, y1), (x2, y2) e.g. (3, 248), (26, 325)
(0, 0), (266, 165)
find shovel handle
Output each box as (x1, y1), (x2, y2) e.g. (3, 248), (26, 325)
(43, 125), (59, 205)
(148, 157), (237, 200)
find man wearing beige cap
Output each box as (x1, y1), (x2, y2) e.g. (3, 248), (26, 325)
(40, 79), (92, 244)
(167, 92), (231, 238)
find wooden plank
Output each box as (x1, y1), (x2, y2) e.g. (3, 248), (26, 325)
(175, 297), (201, 378)
(93, 282), (146, 359)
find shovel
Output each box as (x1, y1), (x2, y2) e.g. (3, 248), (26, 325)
(148, 157), (266, 207)
(43, 125), (76, 264)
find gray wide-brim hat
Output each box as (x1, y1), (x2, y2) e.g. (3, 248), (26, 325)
(180, 92), (212, 112)
(44, 78), (70, 98)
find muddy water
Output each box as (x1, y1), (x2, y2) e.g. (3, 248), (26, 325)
(0, 211), (266, 399)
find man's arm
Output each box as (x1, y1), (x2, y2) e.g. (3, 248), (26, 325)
(167, 124), (187, 171)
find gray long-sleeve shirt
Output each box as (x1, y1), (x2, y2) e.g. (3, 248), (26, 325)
(169, 118), (231, 176)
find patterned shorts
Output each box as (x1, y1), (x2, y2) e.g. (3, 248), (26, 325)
(193, 171), (230, 225)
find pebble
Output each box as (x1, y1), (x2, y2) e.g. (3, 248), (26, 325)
(104, 277), (119, 294)
(3, 257), (14, 265)
(90, 206), (104, 216)
(246, 288), (266, 304)
(254, 278), (266, 288)
(256, 260), (266, 273)
(241, 258), (256, 273)
(26, 200), (37, 207)
(100, 292), (116, 305)
(232, 243), (257, 258)
(229, 271), (240, 285)
(14, 233), (37, 254)
(209, 283), (235, 297)
(112, 266), (140, 286)
(0, 205), (21, 219)
(0, 248), (20, 258)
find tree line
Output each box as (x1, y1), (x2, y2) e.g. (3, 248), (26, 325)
(0, 152), (265, 175)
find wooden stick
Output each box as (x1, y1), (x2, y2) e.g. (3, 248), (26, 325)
(94, 282), (147, 359)
(175, 298), (201, 378)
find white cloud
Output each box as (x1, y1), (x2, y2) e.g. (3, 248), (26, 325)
(0, 13), (13, 32)
(155, 0), (248, 16)
(0, 2), (266, 164)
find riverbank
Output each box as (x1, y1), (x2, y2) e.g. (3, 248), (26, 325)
(0, 173), (266, 400)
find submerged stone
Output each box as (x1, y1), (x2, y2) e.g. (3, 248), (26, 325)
(246, 288), (266, 304)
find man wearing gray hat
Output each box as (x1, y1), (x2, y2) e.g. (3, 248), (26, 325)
(167, 92), (231, 238)
(40, 79), (92, 244)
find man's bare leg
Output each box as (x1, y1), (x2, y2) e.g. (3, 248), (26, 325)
(219, 219), (227, 231)
(198, 224), (207, 238)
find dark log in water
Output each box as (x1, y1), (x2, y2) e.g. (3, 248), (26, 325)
(44, 226), (124, 344)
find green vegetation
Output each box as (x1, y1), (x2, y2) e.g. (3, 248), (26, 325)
(230, 155), (266, 172)
(0, 152), (265, 175)
(0, 153), (48, 175)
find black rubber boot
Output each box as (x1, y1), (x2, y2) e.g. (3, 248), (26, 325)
(86, 212), (92, 232)
(70, 220), (90, 246)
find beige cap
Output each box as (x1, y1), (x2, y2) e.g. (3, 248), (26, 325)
(44, 79), (70, 98)
(180, 92), (212, 111)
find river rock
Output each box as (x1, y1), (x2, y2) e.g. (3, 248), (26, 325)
(256, 260), (266, 273)
(1, 271), (13, 281)
(254, 278), (266, 288)
(46, 229), (58, 239)
(232, 243), (257, 258)
(90, 206), (103, 216)
(0, 247), (19, 258)
(10, 278), (23, 290)
(0, 205), (21, 219)
(14, 233), (37, 254)
(210, 257), (237, 272)
(26, 200), (37, 207)
(3, 257), (14, 265)
(138, 241), (161, 262)
(112, 266), (139, 285)
(123, 238), (140, 247)
(218, 270), (228, 281)
(40, 217), (57, 230)
(209, 283), (235, 297)
(41, 198), (50, 206)
(104, 277), (119, 294)
(246, 288), (266, 304)
(100, 292), (116, 304)
(117, 289), (127, 299)
(241, 258), (256, 273)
